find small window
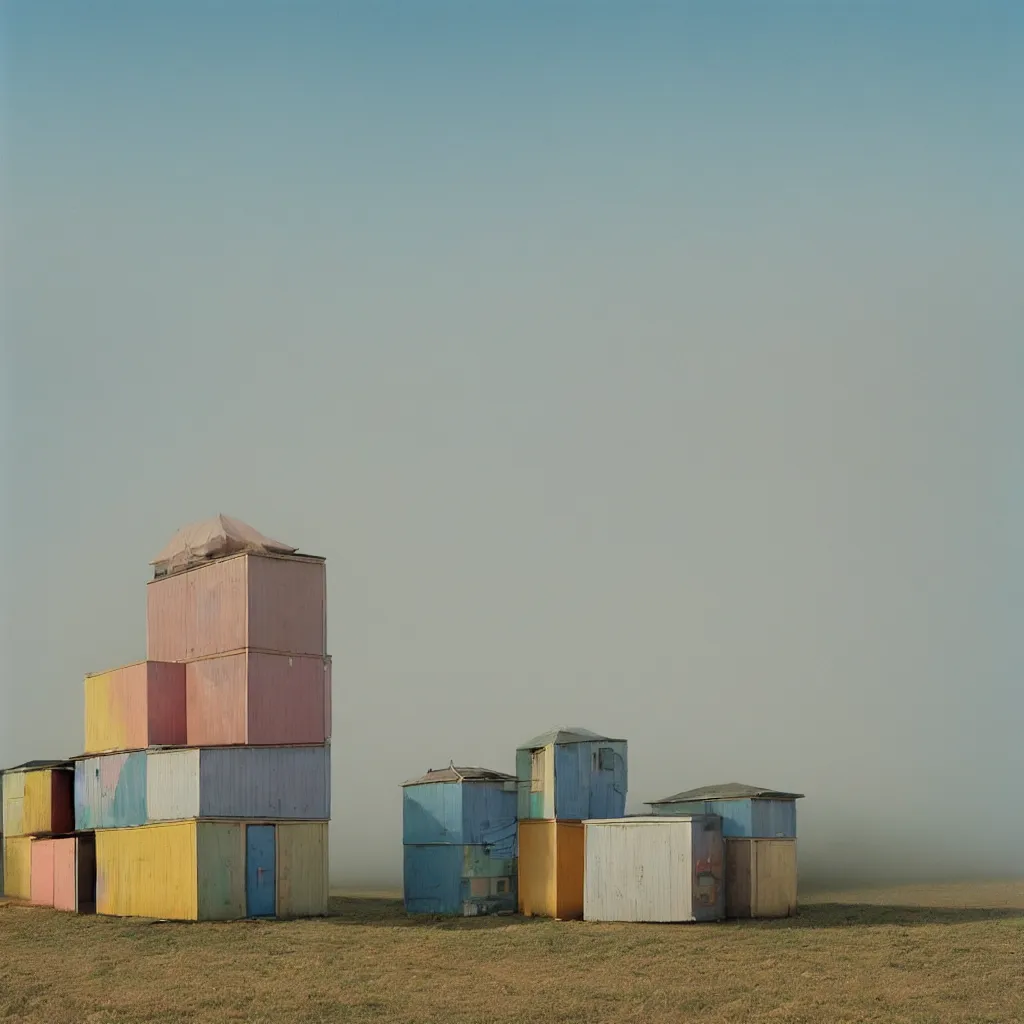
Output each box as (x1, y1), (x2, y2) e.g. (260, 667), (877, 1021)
(598, 747), (615, 771)
(530, 749), (546, 793)
(495, 878), (508, 894)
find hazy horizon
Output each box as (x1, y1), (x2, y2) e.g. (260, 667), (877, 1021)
(2, 2), (1022, 889)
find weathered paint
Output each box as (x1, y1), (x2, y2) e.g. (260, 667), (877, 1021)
(246, 824), (277, 917)
(30, 838), (55, 906)
(52, 837), (78, 912)
(97, 821), (199, 920)
(650, 798), (797, 838)
(196, 820), (246, 920)
(402, 779), (517, 852)
(277, 822), (329, 917)
(95, 819), (329, 921)
(19, 769), (74, 836)
(83, 661), (187, 754)
(146, 552), (327, 662)
(3, 836), (32, 899)
(2, 771), (25, 836)
(583, 816), (725, 923)
(517, 819), (585, 920)
(147, 745), (331, 822)
(517, 739), (627, 821)
(403, 844), (517, 916)
(185, 651), (332, 746)
(75, 752), (148, 830)
(724, 838), (798, 918)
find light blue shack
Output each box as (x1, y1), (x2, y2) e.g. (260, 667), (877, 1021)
(647, 783), (804, 838)
(74, 751), (148, 830)
(402, 764), (518, 916)
(515, 727), (627, 821)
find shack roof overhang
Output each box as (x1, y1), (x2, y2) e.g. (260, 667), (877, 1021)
(648, 782), (805, 805)
(402, 765), (517, 788)
(1, 759), (74, 775)
(517, 727), (626, 751)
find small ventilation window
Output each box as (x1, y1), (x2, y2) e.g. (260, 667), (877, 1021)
(598, 747), (615, 771)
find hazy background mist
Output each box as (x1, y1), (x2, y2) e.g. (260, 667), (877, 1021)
(2, 2), (1022, 889)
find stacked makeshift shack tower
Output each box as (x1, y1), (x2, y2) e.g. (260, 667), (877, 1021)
(2, 516), (332, 921)
(402, 764), (518, 915)
(516, 727), (627, 920)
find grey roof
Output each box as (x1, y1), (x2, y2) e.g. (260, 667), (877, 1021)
(648, 782), (805, 805)
(2, 759), (74, 775)
(517, 726), (624, 750)
(402, 764), (517, 787)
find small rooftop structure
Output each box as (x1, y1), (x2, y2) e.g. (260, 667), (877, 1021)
(649, 783), (805, 805)
(402, 764), (517, 787)
(516, 726), (628, 822)
(151, 515), (298, 576)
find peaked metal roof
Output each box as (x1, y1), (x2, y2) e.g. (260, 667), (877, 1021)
(517, 726), (624, 750)
(648, 782), (805, 804)
(401, 764), (517, 787)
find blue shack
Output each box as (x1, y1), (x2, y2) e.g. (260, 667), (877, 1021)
(515, 727), (627, 821)
(402, 764), (518, 916)
(647, 782), (803, 838)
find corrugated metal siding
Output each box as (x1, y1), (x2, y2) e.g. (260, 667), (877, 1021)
(2, 771), (25, 836)
(3, 836), (32, 898)
(584, 818), (723, 923)
(145, 566), (189, 661)
(146, 749), (201, 821)
(21, 769), (74, 836)
(199, 746), (330, 819)
(84, 662), (186, 754)
(403, 783), (463, 845)
(195, 821), (246, 920)
(725, 838), (798, 918)
(247, 653), (332, 745)
(517, 820), (584, 920)
(551, 740), (627, 820)
(185, 651), (331, 746)
(75, 753), (148, 830)
(52, 838), (77, 912)
(461, 782), (518, 854)
(30, 839), (55, 906)
(277, 822), (329, 918)
(147, 553), (327, 662)
(652, 798), (796, 838)
(403, 844), (462, 914)
(96, 822), (198, 920)
(247, 556), (327, 657)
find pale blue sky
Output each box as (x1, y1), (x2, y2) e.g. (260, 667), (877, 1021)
(2, 2), (1022, 884)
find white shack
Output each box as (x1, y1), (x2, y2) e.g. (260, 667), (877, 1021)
(583, 815), (725, 923)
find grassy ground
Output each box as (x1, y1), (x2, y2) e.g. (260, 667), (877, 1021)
(1, 881), (1022, 1023)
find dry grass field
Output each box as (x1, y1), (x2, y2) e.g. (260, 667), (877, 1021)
(2, 881), (1023, 1023)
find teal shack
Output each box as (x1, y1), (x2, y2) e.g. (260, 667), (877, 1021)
(402, 764), (518, 916)
(516, 727), (627, 821)
(647, 783), (803, 838)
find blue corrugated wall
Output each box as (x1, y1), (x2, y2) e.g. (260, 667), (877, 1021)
(403, 781), (518, 848)
(74, 752), (147, 830)
(403, 844), (518, 916)
(652, 798), (796, 838)
(552, 740), (627, 819)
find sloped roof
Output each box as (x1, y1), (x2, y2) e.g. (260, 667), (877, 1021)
(402, 764), (517, 787)
(648, 782), (805, 805)
(151, 515), (298, 575)
(517, 727), (624, 750)
(2, 759), (74, 775)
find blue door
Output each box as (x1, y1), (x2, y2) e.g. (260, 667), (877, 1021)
(246, 825), (276, 918)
